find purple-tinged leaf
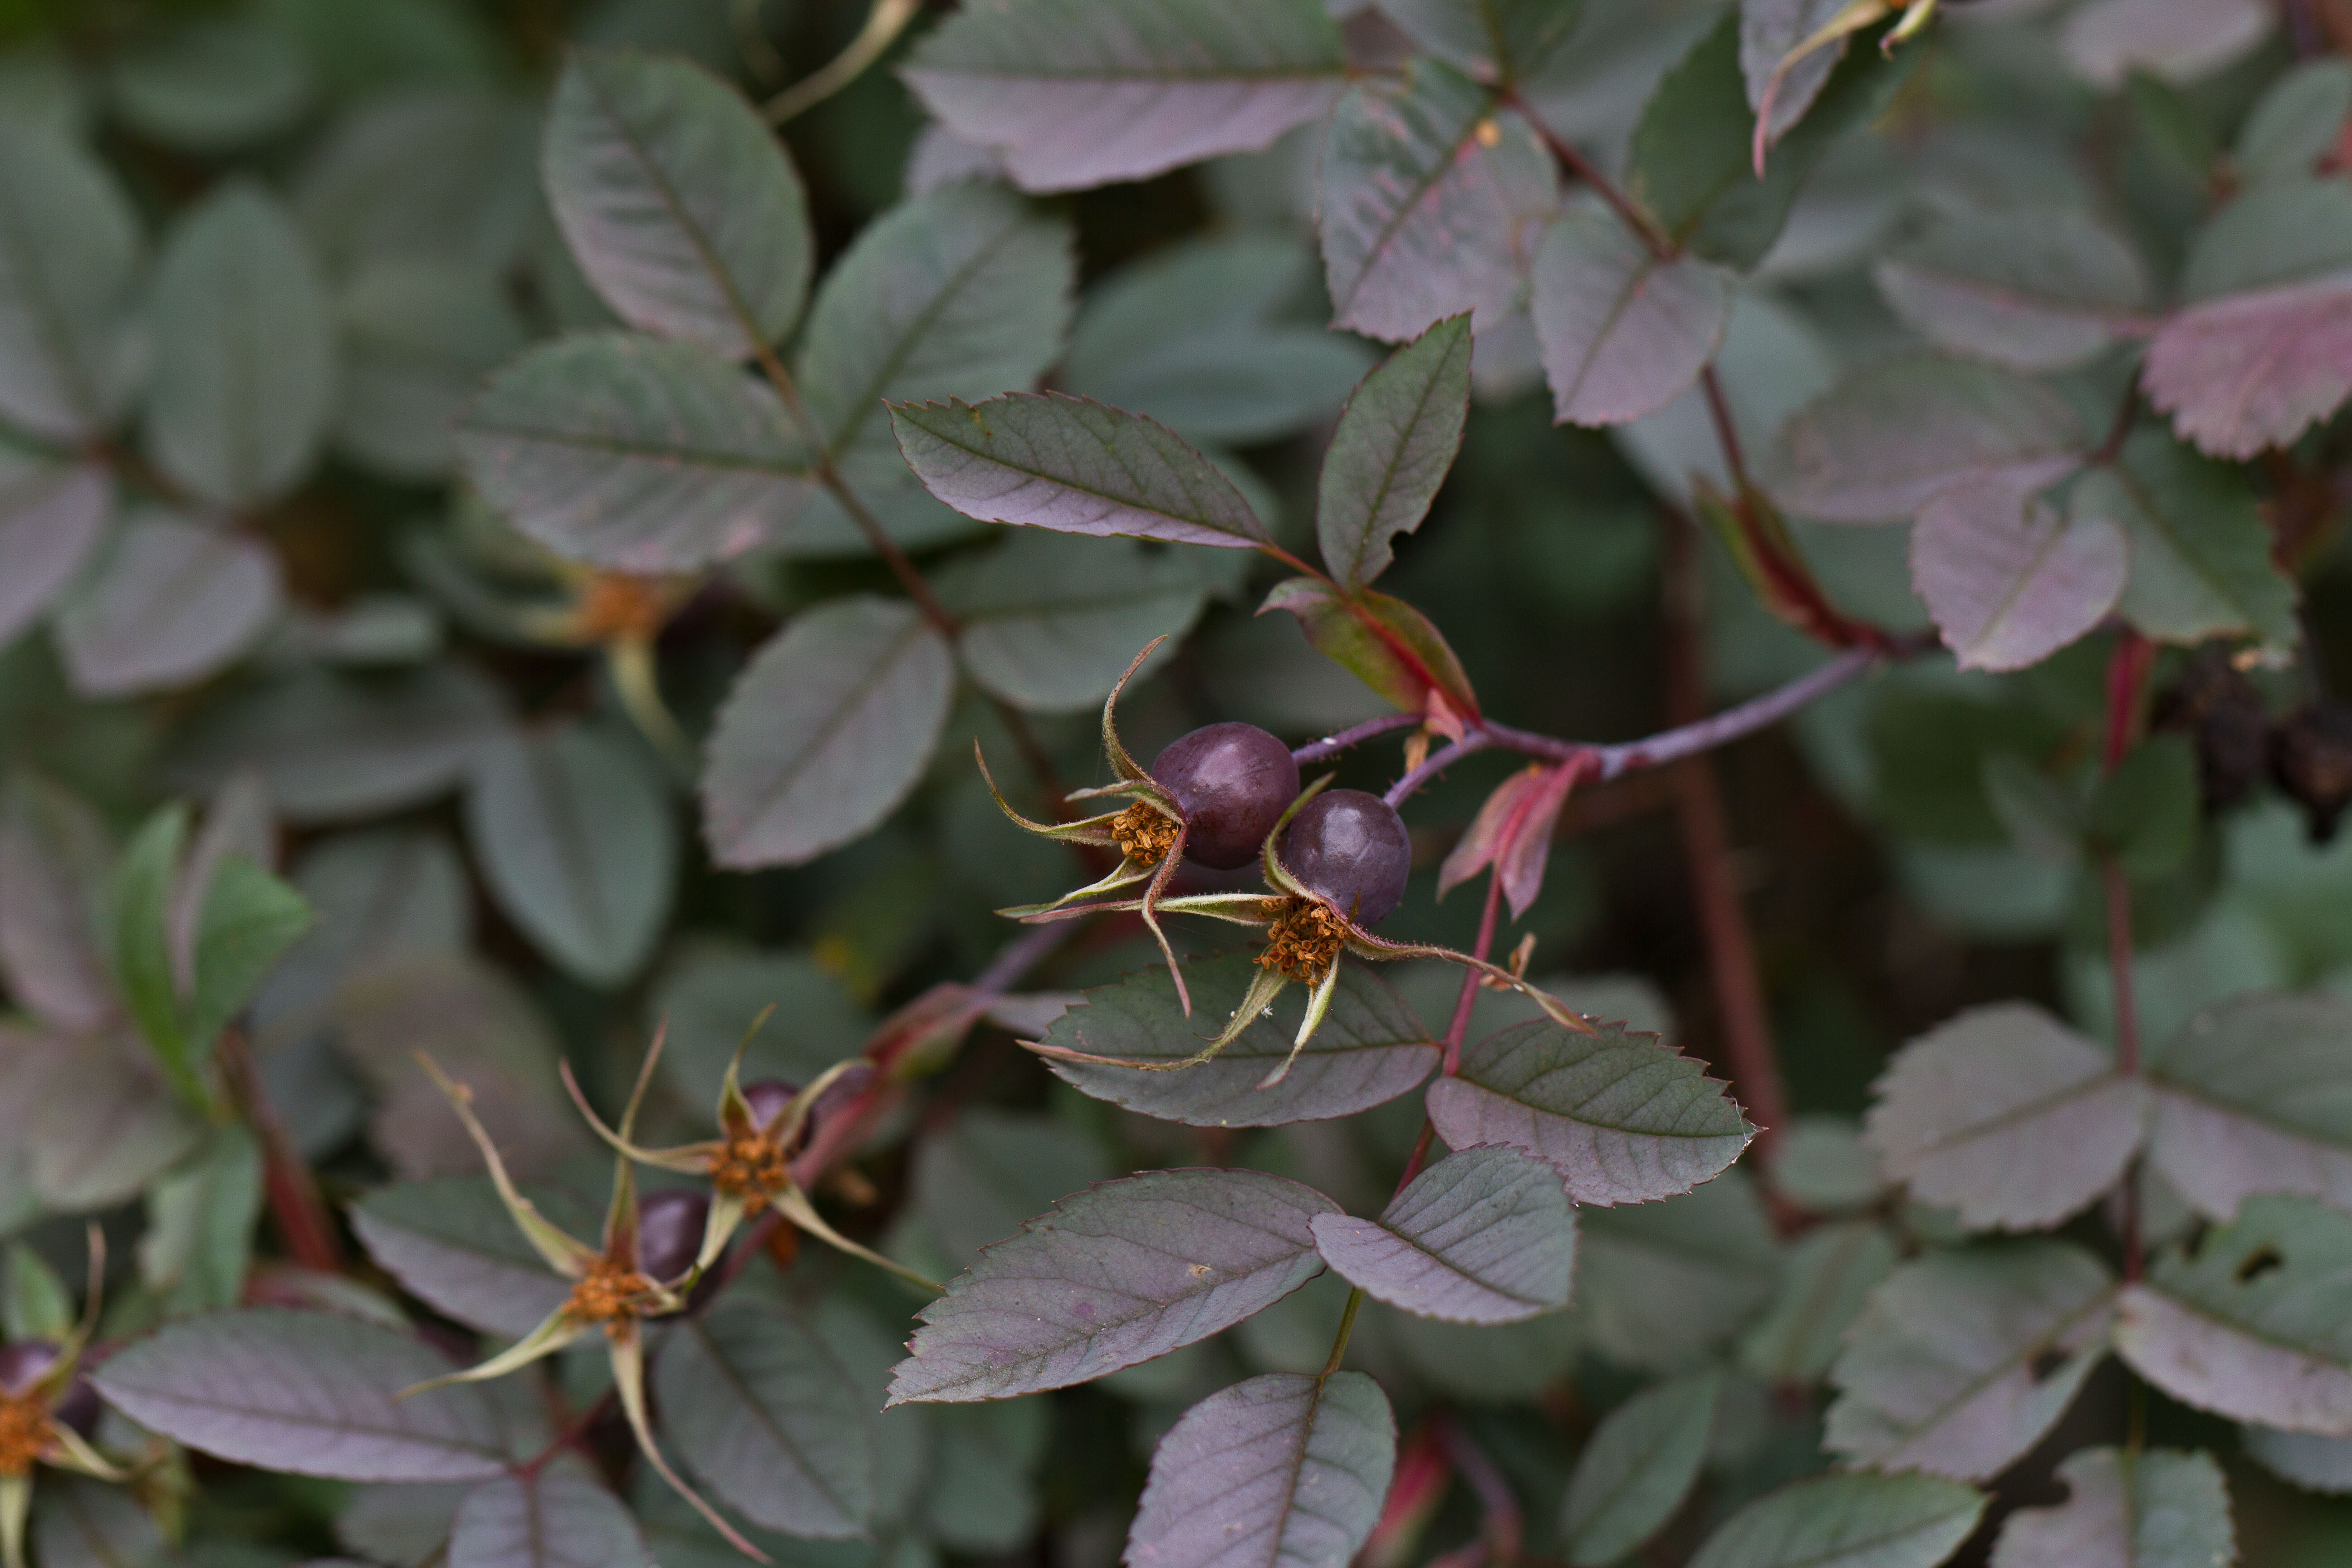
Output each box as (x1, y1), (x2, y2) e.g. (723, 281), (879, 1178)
(32, 1029), (204, 1211)
(1827, 1240), (2116, 1480)
(1560, 1370), (1722, 1568)
(0, 457), (107, 648)
(900, 0), (1345, 194)
(1741, 0), (1848, 152)
(0, 773), (116, 1033)
(1126, 1372), (1393, 1568)
(1259, 577), (1479, 721)
(1872, 207), (2151, 374)
(2116, 1196), (2352, 1434)
(1911, 480), (2127, 673)
(1039, 954), (1437, 1128)
(887, 1169), (1340, 1405)
(1311, 1146), (1574, 1323)
(93, 1309), (512, 1481)
(701, 596), (953, 869)
(0, 129), (143, 442)
(1316, 315), (1471, 590)
(542, 52), (812, 361)
(1381, 0), (1581, 84)
(2142, 272), (2352, 460)
(54, 512), (283, 697)
(909, 1108), (1113, 1268)
(1577, 1171), (1779, 1369)
(1739, 1220), (1897, 1384)
(2060, 0), (2272, 89)
(2236, 62), (2352, 188)
(1863, 1003), (2148, 1231)
(1531, 207), (1731, 428)
(1988, 1446), (2234, 1568)
(351, 1176), (587, 1338)
(890, 393), (1271, 549)
(657, 1299), (873, 1538)
(1688, 1472), (1986, 1568)
(1436, 762), (1580, 916)
(2242, 1424), (2352, 1493)
(1427, 1019), (1753, 1206)
(449, 1457), (649, 1568)
(1768, 355), (2087, 524)
(1319, 58), (1558, 342)
(454, 333), (813, 573)
(2144, 994), (2352, 1222)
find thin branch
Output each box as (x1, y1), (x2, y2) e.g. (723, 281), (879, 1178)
(1504, 89), (1674, 259)
(1292, 712), (1423, 766)
(217, 1028), (343, 1273)
(1663, 509), (1789, 1154)
(1374, 641), (1912, 809)
(2092, 377), (2141, 466)
(1441, 872), (1505, 1078)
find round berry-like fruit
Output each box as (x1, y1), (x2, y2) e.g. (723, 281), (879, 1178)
(1280, 789), (1411, 927)
(636, 1189), (711, 1284)
(1151, 723), (1301, 869)
(739, 1078), (799, 1132)
(0, 1341), (55, 1398)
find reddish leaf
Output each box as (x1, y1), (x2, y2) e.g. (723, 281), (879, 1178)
(1260, 577), (1479, 721)
(2142, 272), (2352, 459)
(1437, 762), (1582, 916)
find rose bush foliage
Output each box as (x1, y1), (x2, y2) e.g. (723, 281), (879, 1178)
(5, 0), (2352, 1566)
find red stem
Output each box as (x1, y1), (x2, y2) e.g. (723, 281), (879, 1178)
(219, 1029), (343, 1273)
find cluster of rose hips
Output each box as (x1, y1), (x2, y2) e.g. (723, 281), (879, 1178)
(986, 643), (1585, 1084)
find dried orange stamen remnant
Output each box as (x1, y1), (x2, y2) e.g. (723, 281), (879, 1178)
(0, 1394), (48, 1477)
(1111, 803), (1180, 864)
(572, 573), (678, 643)
(565, 1258), (657, 1324)
(710, 1131), (790, 1215)
(1259, 898), (1348, 984)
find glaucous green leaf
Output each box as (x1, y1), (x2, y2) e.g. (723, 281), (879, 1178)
(1768, 356), (2087, 524)
(110, 803), (192, 1087)
(170, 663), (510, 824)
(1380, 0), (1583, 84)
(294, 89), (539, 274)
(543, 51), (811, 359)
(2180, 180), (2352, 302)
(351, 1174), (586, 1338)
(56, 513), (283, 699)
(1911, 480), (2127, 673)
(1631, 13), (1914, 270)
(1687, 1472), (1986, 1568)
(936, 531), (1216, 714)
(1532, 205), (1731, 427)
(35, 1479), (174, 1568)
(2118, 1195), (2352, 1432)
(447, 1457), (647, 1568)
(700, 596), (954, 868)
(1040, 953), (1437, 1127)
(1312, 1146), (1575, 1323)
(1740, 1220), (1899, 1384)
(139, 1123), (263, 1316)
(1862, 1003), (2146, 1231)
(887, 1169), (1341, 1404)
(1316, 315), (1471, 589)
(333, 260), (530, 481)
(2, 1243), (72, 1343)
(1319, 58), (1557, 341)
(901, 0), (1347, 193)
(253, 828), (470, 1046)
(647, 943), (869, 1101)
(1126, 1372), (1393, 1568)
(93, 1309), (512, 1481)
(0, 456), (108, 649)
(798, 181), (1074, 465)
(455, 332), (812, 572)
(463, 724), (675, 987)
(2061, 0), (2271, 90)
(107, 9), (311, 152)
(658, 1298), (874, 1537)
(1063, 232), (1372, 447)
(186, 853), (311, 1059)
(922, 1401), (1047, 1553)
(890, 392), (1272, 548)
(1873, 207), (2151, 373)
(144, 180), (338, 509)
(1427, 1018), (1754, 1206)
(2144, 993), (2352, 1221)
(2073, 432), (2298, 649)
(2242, 1424), (2352, 1493)
(1560, 1369), (1720, 1568)
(907, 1110), (1112, 1270)
(1827, 1240), (2116, 1479)
(1988, 1446), (2234, 1568)
(0, 772), (116, 1032)
(0, 127), (143, 440)
(1575, 1170), (1779, 1369)
(2234, 60), (2352, 187)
